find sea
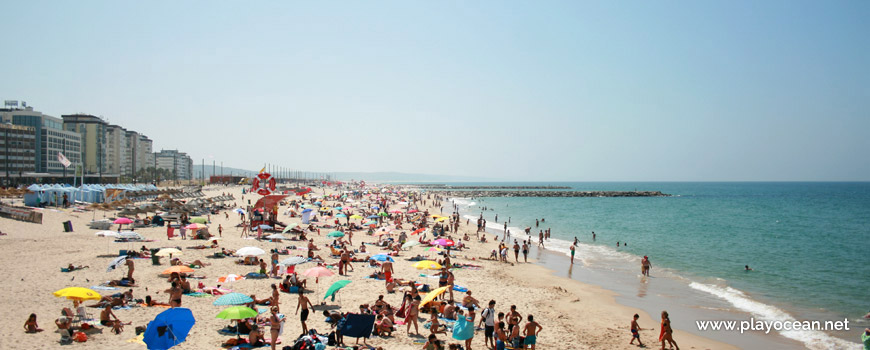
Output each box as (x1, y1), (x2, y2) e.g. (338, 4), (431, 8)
(418, 182), (867, 349)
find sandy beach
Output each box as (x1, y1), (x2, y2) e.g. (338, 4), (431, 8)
(0, 184), (736, 350)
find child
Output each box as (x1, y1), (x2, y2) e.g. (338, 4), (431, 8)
(630, 313), (644, 346)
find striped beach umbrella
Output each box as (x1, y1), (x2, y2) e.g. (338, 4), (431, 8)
(212, 293), (254, 306)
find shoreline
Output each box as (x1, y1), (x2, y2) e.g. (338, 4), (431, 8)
(448, 193), (860, 350)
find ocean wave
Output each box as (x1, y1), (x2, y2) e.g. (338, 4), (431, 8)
(688, 282), (859, 350)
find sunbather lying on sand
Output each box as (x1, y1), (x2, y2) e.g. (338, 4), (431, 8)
(64, 264), (89, 271)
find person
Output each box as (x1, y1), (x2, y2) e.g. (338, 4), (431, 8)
(495, 321), (508, 350)
(453, 307), (475, 350)
(269, 307), (284, 350)
(863, 328), (869, 350)
(429, 312), (446, 335)
(462, 291), (480, 310)
(422, 333), (443, 350)
(145, 295), (171, 307)
(745, 265), (753, 271)
(405, 294), (421, 335)
(24, 314), (43, 333)
(100, 305), (129, 334)
(659, 311), (679, 350)
(249, 324), (266, 347)
(513, 241), (520, 262)
(442, 300), (457, 320)
(382, 258), (394, 283)
(506, 305), (522, 334)
(630, 313), (644, 347)
(126, 258), (135, 283)
(570, 244), (576, 264)
(55, 315), (72, 339)
(270, 284), (280, 311)
(218, 224), (223, 237)
(375, 314), (393, 336)
(481, 300), (497, 349)
(521, 242), (529, 263)
(164, 281), (183, 307)
(295, 288), (314, 335)
(523, 315), (542, 350)
(642, 256), (652, 276)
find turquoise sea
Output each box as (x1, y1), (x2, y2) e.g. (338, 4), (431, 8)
(432, 182), (868, 349)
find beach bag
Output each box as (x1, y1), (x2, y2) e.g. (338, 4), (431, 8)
(73, 331), (88, 342)
(80, 323), (92, 330)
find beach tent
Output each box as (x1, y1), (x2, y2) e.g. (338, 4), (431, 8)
(340, 314), (375, 339)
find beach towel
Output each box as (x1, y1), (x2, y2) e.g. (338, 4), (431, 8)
(340, 314), (375, 339)
(452, 315), (474, 341)
(183, 292), (211, 298)
(453, 285), (468, 292)
(92, 285), (119, 290)
(245, 273), (268, 279)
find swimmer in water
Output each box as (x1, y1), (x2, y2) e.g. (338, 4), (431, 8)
(745, 265), (752, 271)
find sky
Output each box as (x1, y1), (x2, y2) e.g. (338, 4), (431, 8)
(1, 1), (868, 181)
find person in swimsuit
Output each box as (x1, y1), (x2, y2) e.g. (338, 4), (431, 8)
(523, 315), (542, 350)
(249, 324), (266, 347)
(642, 256), (652, 276)
(513, 241), (520, 262)
(495, 321), (508, 350)
(422, 333), (443, 350)
(271, 284), (280, 311)
(630, 313), (644, 346)
(295, 288), (313, 335)
(165, 281), (183, 307)
(406, 294), (421, 335)
(521, 243), (529, 263)
(23, 314), (43, 333)
(269, 307), (284, 350)
(570, 244), (576, 264)
(659, 311), (679, 350)
(506, 305), (521, 335)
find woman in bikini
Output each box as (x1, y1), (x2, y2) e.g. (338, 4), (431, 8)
(23, 314), (43, 333)
(269, 307), (284, 350)
(659, 310), (679, 350)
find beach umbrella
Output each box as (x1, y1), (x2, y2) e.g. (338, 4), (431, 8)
(212, 293), (253, 306)
(118, 232), (144, 240)
(333, 207), (343, 211)
(378, 212), (389, 217)
(281, 223), (299, 233)
(411, 228), (426, 235)
(162, 266), (195, 275)
(323, 280), (351, 301)
(156, 248), (183, 257)
(189, 217), (208, 224)
(419, 286), (449, 307)
(408, 209), (419, 213)
(363, 221), (377, 226)
(336, 213), (347, 218)
(53, 287), (102, 301)
(278, 256), (308, 266)
(95, 230), (120, 237)
(369, 254), (394, 262)
(216, 306), (258, 320)
(389, 209), (402, 213)
(114, 217), (134, 224)
(143, 307), (195, 350)
(432, 239), (454, 247)
(233, 208), (245, 214)
(349, 215), (363, 219)
(412, 260), (442, 270)
(236, 247), (266, 256)
(436, 217), (448, 222)
(265, 234), (288, 240)
(302, 266), (334, 278)
(184, 223), (207, 230)
(366, 215), (379, 219)
(107, 255), (128, 272)
(327, 231), (345, 238)
(374, 230), (392, 237)
(424, 247), (443, 252)
(402, 241), (420, 249)
(216, 274), (245, 284)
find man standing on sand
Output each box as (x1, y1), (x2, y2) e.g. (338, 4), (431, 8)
(538, 231), (544, 248)
(125, 258), (135, 283)
(382, 258), (393, 284)
(295, 288), (313, 335)
(480, 300), (497, 350)
(630, 313), (645, 347)
(523, 315), (542, 350)
(506, 305), (522, 335)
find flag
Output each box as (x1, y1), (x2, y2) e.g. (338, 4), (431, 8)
(57, 152), (71, 168)
(259, 166), (266, 173)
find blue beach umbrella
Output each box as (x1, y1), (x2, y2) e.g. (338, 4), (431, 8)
(369, 254), (394, 262)
(302, 209), (313, 213)
(212, 293), (254, 306)
(143, 307), (196, 350)
(367, 215), (379, 219)
(336, 213), (347, 218)
(233, 208), (245, 214)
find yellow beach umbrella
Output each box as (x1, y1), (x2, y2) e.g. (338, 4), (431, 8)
(419, 286), (449, 307)
(53, 287), (102, 301)
(435, 217), (448, 222)
(349, 215), (363, 219)
(412, 260), (442, 270)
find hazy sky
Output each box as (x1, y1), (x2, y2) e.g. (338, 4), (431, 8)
(2, 1), (868, 181)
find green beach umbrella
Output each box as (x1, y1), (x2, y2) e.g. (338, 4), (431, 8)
(402, 241), (421, 249)
(327, 231), (345, 238)
(216, 306), (258, 320)
(377, 212), (388, 217)
(189, 217), (208, 224)
(282, 223), (299, 233)
(323, 280), (351, 300)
